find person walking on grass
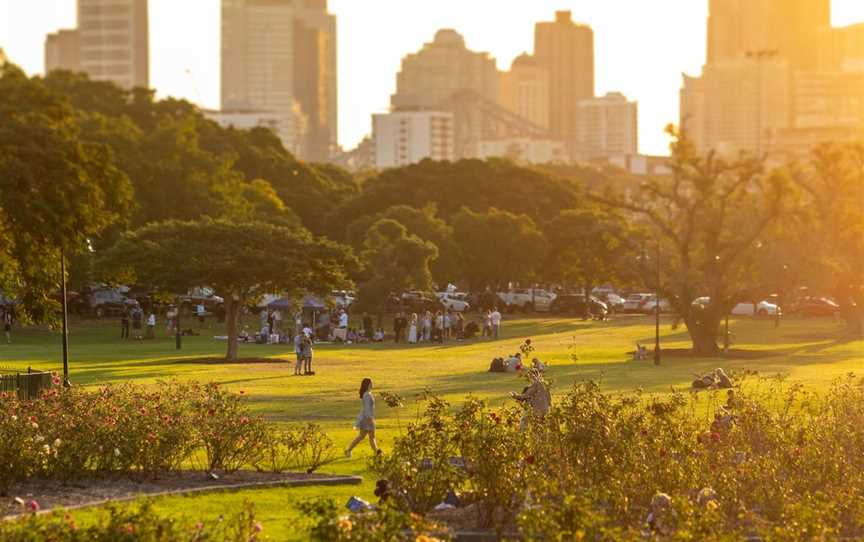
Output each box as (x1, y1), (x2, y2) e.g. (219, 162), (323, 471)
(293, 329), (304, 376)
(345, 378), (379, 457)
(490, 307), (502, 340)
(120, 308), (130, 340)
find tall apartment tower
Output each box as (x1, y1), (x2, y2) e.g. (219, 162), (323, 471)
(76, 0), (149, 89)
(708, 0), (830, 69)
(499, 54), (550, 130)
(222, 0), (337, 161)
(576, 92), (639, 161)
(45, 30), (82, 74)
(534, 11), (595, 156)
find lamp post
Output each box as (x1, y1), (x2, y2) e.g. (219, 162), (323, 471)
(59, 247), (71, 387)
(654, 242), (661, 366)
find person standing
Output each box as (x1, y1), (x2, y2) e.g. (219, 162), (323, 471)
(443, 311), (452, 341)
(197, 303), (207, 328)
(422, 311), (432, 342)
(393, 311), (405, 343)
(293, 330), (305, 376)
(362, 312), (373, 338)
(2, 308), (13, 344)
(120, 308), (130, 340)
(345, 378), (379, 457)
(131, 306), (143, 340)
(455, 312), (465, 341)
(408, 313), (418, 344)
(302, 331), (315, 375)
(145, 311), (156, 339)
(483, 310), (493, 339)
(511, 369), (551, 431)
(490, 307), (502, 340)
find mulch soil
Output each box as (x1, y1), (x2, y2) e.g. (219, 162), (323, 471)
(2, 471), (358, 518)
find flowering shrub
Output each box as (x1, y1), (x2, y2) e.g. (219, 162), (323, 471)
(0, 380), (281, 487)
(0, 500), (263, 541)
(259, 423), (335, 474)
(299, 499), (450, 542)
(189, 383), (269, 473)
(374, 376), (864, 540)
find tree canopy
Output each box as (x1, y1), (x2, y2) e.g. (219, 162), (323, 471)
(101, 218), (359, 360)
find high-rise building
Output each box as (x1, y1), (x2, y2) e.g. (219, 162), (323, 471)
(222, 0), (337, 161)
(372, 111), (454, 169)
(204, 108), (308, 157)
(499, 54), (550, 131)
(45, 30), (81, 74)
(392, 29), (499, 111)
(707, 0), (830, 69)
(534, 11), (595, 156)
(293, 1), (337, 162)
(76, 0), (149, 89)
(681, 58), (791, 156)
(575, 92), (639, 160)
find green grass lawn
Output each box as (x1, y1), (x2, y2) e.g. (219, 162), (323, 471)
(1, 314), (861, 539)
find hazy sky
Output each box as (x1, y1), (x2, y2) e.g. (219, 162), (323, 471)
(2, 1), (864, 156)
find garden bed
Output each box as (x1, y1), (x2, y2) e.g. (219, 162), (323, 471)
(2, 470), (361, 518)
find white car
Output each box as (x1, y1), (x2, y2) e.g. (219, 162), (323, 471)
(732, 300), (781, 316)
(641, 296), (672, 314)
(437, 292), (471, 312)
(497, 289), (557, 312)
(622, 293), (652, 313)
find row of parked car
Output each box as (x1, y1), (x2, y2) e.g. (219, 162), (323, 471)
(623, 293), (842, 318)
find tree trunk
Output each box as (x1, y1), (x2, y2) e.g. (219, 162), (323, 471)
(583, 283), (592, 319)
(685, 312), (722, 355)
(225, 296), (241, 362)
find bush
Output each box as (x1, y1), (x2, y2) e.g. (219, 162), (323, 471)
(0, 500), (263, 541)
(372, 376), (864, 540)
(260, 423), (335, 474)
(299, 499), (450, 542)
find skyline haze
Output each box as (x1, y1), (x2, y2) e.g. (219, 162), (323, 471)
(2, 0), (864, 156)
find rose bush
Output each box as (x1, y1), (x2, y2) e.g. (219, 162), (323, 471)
(373, 375), (864, 541)
(259, 423), (335, 474)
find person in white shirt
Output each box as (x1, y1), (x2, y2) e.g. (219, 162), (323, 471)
(490, 307), (502, 340)
(145, 312), (156, 339)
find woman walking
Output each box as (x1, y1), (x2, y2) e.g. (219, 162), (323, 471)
(345, 378), (379, 457)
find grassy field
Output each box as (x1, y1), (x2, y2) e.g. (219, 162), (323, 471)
(1, 314), (861, 539)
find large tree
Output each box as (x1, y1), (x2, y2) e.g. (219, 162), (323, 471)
(605, 133), (794, 353)
(545, 208), (636, 308)
(793, 143), (864, 336)
(102, 219), (358, 360)
(0, 64), (132, 320)
(450, 207), (547, 291)
(355, 219), (438, 313)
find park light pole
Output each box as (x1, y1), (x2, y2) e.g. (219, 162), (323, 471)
(654, 242), (661, 366)
(59, 247), (71, 387)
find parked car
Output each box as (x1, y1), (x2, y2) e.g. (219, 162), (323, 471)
(600, 292), (626, 313)
(87, 288), (135, 318)
(622, 293), (653, 313)
(467, 291), (500, 312)
(731, 300), (781, 316)
(641, 296), (673, 314)
(549, 294), (608, 316)
(789, 297), (840, 317)
(497, 289), (557, 312)
(387, 291), (441, 313)
(436, 292), (471, 312)
(331, 290), (356, 309)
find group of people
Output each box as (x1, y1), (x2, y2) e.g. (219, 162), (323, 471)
(120, 306), (157, 340)
(391, 307), (503, 344)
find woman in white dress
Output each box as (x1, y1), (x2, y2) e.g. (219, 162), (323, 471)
(408, 313), (418, 344)
(345, 378), (379, 457)
(422, 311), (432, 342)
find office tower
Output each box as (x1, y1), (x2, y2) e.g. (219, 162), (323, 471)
(76, 0), (149, 89)
(499, 54), (550, 130)
(294, 1), (338, 162)
(392, 29), (499, 111)
(372, 111), (454, 168)
(222, 0), (337, 161)
(681, 58), (791, 156)
(45, 30), (81, 74)
(707, 0), (830, 69)
(534, 11), (595, 156)
(575, 92), (639, 160)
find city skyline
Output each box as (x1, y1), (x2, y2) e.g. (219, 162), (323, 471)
(2, 1), (864, 156)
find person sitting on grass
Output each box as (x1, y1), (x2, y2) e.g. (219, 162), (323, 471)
(373, 328), (385, 342)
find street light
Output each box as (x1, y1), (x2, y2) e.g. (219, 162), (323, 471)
(654, 242), (661, 366)
(59, 247), (71, 387)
